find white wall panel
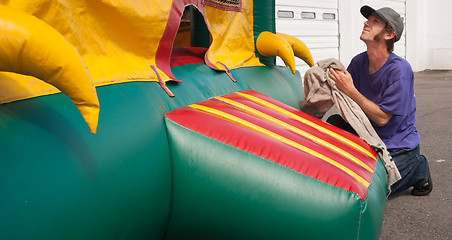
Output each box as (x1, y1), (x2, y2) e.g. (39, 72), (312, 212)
(363, 0), (406, 12)
(424, 0), (452, 69)
(276, 0), (337, 9)
(275, 0), (339, 78)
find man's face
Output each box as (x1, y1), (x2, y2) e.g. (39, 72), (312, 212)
(360, 12), (387, 43)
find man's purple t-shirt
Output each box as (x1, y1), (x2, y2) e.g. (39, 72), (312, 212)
(347, 52), (420, 151)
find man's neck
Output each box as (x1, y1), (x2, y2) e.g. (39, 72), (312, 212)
(366, 44), (390, 74)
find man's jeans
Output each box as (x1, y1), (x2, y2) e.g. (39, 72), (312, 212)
(326, 114), (430, 195)
(389, 145), (430, 195)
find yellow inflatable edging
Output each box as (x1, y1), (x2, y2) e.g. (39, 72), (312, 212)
(0, 4), (99, 134)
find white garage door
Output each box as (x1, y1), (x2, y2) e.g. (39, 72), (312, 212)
(275, 0), (339, 77)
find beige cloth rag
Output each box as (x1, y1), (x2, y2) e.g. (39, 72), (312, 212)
(300, 58), (401, 187)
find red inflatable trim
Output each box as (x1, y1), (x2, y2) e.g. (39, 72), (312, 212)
(165, 90), (378, 199)
(156, 0), (207, 79)
(170, 47), (207, 67)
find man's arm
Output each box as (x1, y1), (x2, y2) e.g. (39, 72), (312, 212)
(328, 68), (392, 127)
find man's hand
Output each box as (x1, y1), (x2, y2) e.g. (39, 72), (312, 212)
(328, 68), (356, 96)
(327, 67), (393, 127)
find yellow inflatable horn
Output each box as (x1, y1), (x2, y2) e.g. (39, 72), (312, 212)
(256, 31), (315, 74)
(256, 31), (296, 74)
(0, 4), (99, 134)
(276, 32), (314, 67)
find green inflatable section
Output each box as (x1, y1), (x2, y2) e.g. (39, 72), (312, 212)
(0, 64), (307, 239)
(253, 0), (276, 66)
(164, 96), (388, 240)
(0, 81), (173, 239)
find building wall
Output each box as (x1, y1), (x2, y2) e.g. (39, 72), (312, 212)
(407, 0), (452, 71)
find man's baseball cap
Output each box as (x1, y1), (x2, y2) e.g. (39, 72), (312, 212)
(360, 5), (404, 42)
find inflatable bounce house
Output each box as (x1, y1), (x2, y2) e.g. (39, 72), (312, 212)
(0, 0), (388, 239)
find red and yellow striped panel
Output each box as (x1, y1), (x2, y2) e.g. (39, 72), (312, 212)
(165, 90), (378, 199)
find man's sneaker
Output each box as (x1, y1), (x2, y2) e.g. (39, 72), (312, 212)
(411, 170), (433, 196)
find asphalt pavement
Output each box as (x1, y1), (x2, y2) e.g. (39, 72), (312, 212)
(379, 70), (452, 240)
